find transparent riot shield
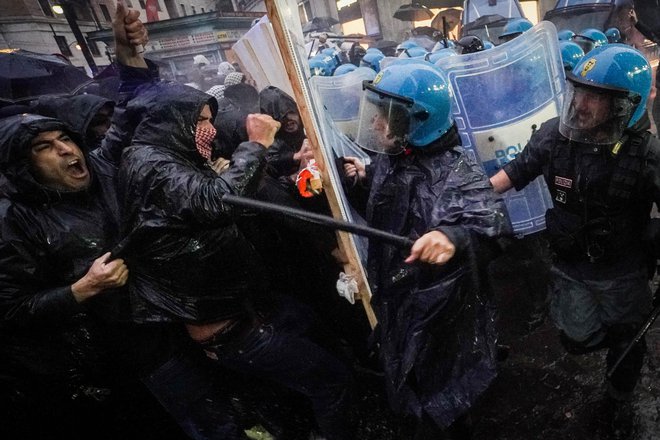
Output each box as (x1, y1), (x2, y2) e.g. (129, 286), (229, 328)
(268, 0), (376, 325)
(310, 67), (375, 143)
(436, 21), (565, 235)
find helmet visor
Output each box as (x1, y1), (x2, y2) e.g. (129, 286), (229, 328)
(355, 85), (413, 154)
(559, 81), (634, 145)
(572, 36), (596, 54)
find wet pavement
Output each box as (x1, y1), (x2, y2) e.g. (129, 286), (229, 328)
(348, 237), (660, 440)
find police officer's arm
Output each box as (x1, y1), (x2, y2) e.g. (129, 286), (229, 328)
(491, 119), (555, 194)
(405, 231), (455, 265)
(407, 153), (514, 265)
(490, 170), (514, 193)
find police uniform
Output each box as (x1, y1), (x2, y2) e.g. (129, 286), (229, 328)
(503, 114), (660, 396)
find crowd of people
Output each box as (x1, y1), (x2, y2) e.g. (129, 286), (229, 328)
(0, 4), (658, 440)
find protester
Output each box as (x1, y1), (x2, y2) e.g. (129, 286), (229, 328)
(118, 78), (355, 440)
(343, 61), (512, 438)
(0, 6), (187, 439)
(31, 94), (115, 150)
(258, 85), (313, 176)
(490, 44), (659, 438)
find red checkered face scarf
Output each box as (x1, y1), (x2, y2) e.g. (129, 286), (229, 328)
(195, 125), (217, 160)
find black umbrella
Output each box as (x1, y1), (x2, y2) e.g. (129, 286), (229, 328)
(0, 49), (90, 100)
(393, 3), (435, 22)
(302, 16), (340, 33)
(418, 0), (464, 8)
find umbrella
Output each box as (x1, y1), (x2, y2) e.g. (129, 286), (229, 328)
(430, 8), (462, 32)
(302, 16), (340, 34)
(0, 49), (90, 100)
(418, 0), (464, 8)
(393, 4), (434, 22)
(373, 40), (398, 50)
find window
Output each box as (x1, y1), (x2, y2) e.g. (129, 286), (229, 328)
(54, 35), (72, 57)
(99, 4), (112, 22)
(87, 39), (101, 57)
(139, 0), (146, 8)
(180, 4), (186, 16)
(201, 7), (205, 13)
(192, 6), (196, 14)
(37, 0), (54, 17)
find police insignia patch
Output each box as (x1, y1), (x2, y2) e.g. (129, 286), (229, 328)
(555, 190), (567, 204)
(554, 176), (572, 188)
(580, 58), (596, 77)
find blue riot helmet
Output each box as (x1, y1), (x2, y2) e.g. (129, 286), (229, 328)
(334, 63), (358, 76)
(572, 28), (608, 54)
(499, 18), (533, 43)
(456, 35), (484, 54)
(309, 55), (334, 76)
(426, 48), (457, 64)
(360, 49), (385, 72)
(605, 27), (622, 44)
(398, 45), (428, 59)
(432, 40), (456, 51)
(396, 40), (420, 55)
(355, 62), (453, 153)
(560, 44), (652, 144)
(483, 40), (495, 50)
(321, 47), (342, 65)
(557, 29), (575, 41)
(559, 41), (585, 72)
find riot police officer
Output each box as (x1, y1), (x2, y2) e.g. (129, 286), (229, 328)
(490, 44), (660, 438)
(344, 60), (512, 438)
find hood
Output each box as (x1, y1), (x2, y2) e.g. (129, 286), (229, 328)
(128, 81), (218, 157)
(0, 113), (89, 202)
(31, 94), (114, 145)
(259, 86), (299, 122)
(223, 83), (259, 113)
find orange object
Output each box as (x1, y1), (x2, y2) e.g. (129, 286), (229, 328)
(296, 159), (323, 198)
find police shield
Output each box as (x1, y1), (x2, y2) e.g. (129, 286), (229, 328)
(436, 21), (565, 235)
(310, 66), (376, 144)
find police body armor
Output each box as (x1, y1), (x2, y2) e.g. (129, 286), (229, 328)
(545, 130), (652, 262)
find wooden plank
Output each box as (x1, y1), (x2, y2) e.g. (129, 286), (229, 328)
(266, 0), (377, 328)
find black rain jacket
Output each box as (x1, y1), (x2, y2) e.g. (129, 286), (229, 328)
(0, 113), (129, 389)
(259, 86), (305, 177)
(363, 126), (512, 428)
(119, 81), (270, 324)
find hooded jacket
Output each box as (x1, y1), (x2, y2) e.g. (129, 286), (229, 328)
(363, 126), (512, 428)
(259, 86), (305, 177)
(0, 114), (128, 388)
(118, 81), (269, 324)
(31, 94), (115, 150)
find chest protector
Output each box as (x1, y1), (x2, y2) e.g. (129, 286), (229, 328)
(545, 131), (651, 262)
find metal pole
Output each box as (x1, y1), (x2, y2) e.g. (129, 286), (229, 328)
(60, 0), (98, 75)
(221, 194), (415, 249)
(606, 302), (660, 378)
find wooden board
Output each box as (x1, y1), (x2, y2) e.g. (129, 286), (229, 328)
(267, 0), (376, 328)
